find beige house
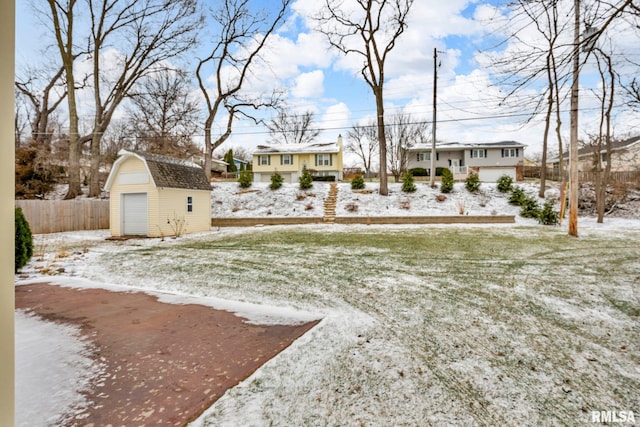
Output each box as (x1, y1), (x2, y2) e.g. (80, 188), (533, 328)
(252, 136), (344, 183)
(406, 141), (526, 181)
(547, 136), (640, 174)
(105, 150), (212, 237)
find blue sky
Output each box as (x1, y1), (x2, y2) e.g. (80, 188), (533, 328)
(15, 0), (640, 167)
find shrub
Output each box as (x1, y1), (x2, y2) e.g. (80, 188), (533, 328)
(408, 167), (428, 177)
(270, 172), (284, 190)
(238, 169), (253, 189)
(312, 175), (336, 182)
(465, 172), (481, 193)
(538, 199), (559, 225)
(299, 168), (313, 190)
(401, 172), (417, 193)
(497, 174), (513, 193)
(351, 176), (365, 190)
(15, 207), (33, 273)
(520, 195), (541, 218)
(435, 167), (448, 177)
(440, 168), (454, 193)
(508, 186), (526, 205)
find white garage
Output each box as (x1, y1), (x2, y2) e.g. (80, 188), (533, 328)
(478, 167), (516, 183)
(121, 193), (148, 236)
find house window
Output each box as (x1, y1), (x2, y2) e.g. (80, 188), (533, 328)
(315, 154), (332, 166)
(258, 155), (270, 166)
(280, 154), (293, 165)
(502, 148), (519, 158)
(186, 196), (193, 213)
(471, 149), (487, 158)
(601, 153), (608, 162)
(417, 152), (438, 161)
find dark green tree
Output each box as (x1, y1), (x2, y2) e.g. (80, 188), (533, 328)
(401, 172), (416, 193)
(440, 168), (454, 193)
(224, 149), (237, 173)
(299, 168), (313, 190)
(15, 208), (33, 273)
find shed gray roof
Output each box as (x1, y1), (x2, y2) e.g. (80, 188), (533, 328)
(129, 151), (211, 191)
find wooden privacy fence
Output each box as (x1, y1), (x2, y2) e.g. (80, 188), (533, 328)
(15, 199), (110, 234)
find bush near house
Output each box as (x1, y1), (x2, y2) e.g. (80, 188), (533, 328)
(408, 167), (428, 177)
(401, 172), (417, 193)
(238, 169), (253, 189)
(15, 207), (33, 273)
(270, 172), (284, 190)
(299, 169), (313, 190)
(465, 172), (481, 193)
(351, 176), (365, 190)
(497, 174), (513, 193)
(440, 168), (454, 193)
(520, 195), (541, 218)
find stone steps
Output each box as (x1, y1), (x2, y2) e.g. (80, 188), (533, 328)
(323, 183), (338, 223)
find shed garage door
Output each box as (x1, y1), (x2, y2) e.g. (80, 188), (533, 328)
(479, 167), (516, 182)
(122, 193), (148, 235)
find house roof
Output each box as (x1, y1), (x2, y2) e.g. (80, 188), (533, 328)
(551, 135), (640, 162)
(254, 141), (340, 155)
(105, 150), (211, 192)
(409, 141), (526, 151)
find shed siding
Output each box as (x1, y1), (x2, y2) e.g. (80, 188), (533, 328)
(155, 188), (211, 236)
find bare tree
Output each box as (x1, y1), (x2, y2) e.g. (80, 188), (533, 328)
(346, 119), (378, 178)
(385, 112), (429, 182)
(83, 0), (202, 197)
(590, 46), (616, 223)
(267, 109), (319, 145)
(45, 0), (202, 198)
(196, 0), (291, 180)
(46, 0), (84, 199)
(15, 65), (67, 150)
(127, 68), (201, 159)
(315, 0), (414, 196)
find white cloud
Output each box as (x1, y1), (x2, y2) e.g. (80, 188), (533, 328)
(292, 70), (324, 98)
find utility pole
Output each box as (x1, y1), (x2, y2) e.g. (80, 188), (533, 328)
(430, 48), (439, 188)
(569, 0), (580, 237)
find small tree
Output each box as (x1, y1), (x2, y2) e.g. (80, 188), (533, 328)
(538, 199), (559, 225)
(401, 172), (417, 193)
(351, 176), (365, 190)
(224, 149), (238, 173)
(238, 169), (253, 189)
(440, 168), (454, 193)
(270, 172), (284, 190)
(520, 195), (541, 218)
(15, 207), (33, 273)
(465, 172), (481, 193)
(508, 186), (526, 205)
(497, 175), (513, 193)
(299, 168), (313, 190)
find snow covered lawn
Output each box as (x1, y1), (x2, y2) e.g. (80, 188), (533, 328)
(16, 209), (640, 425)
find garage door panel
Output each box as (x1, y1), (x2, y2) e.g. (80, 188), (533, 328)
(479, 168), (515, 182)
(122, 193), (148, 235)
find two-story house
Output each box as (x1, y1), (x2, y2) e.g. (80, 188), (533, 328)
(406, 141), (526, 181)
(252, 136), (344, 183)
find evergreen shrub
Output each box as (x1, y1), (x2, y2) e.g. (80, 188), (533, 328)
(497, 174), (513, 193)
(401, 172), (417, 193)
(299, 168), (313, 190)
(520, 195), (541, 218)
(15, 207), (33, 273)
(270, 172), (284, 190)
(538, 199), (559, 225)
(351, 176), (365, 190)
(440, 168), (454, 193)
(508, 186), (526, 205)
(238, 169), (253, 188)
(465, 172), (481, 193)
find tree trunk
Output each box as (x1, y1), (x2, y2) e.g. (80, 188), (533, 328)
(376, 89), (388, 196)
(88, 133), (102, 197)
